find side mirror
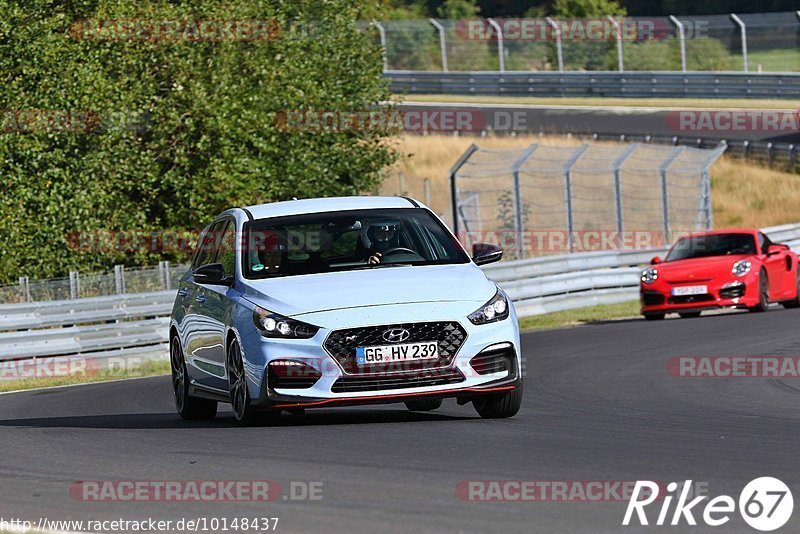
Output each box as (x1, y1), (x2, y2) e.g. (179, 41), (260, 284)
(193, 263), (232, 286)
(472, 243), (503, 266)
(767, 244), (788, 256)
(650, 256), (662, 265)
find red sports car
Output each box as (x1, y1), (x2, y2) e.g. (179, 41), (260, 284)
(640, 228), (800, 320)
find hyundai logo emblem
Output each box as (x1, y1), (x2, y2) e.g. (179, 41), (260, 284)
(382, 328), (410, 343)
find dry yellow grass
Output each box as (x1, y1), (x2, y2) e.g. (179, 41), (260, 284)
(383, 134), (800, 229)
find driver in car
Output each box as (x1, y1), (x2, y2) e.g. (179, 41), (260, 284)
(361, 221), (401, 265)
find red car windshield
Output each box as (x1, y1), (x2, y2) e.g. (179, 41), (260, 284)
(665, 233), (757, 262)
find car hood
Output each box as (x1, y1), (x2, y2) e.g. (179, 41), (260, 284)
(657, 254), (750, 282)
(240, 264), (496, 317)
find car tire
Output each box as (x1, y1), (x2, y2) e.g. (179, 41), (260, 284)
(644, 313), (665, 321)
(473, 383), (523, 419)
(782, 271), (800, 308)
(227, 337), (280, 427)
(170, 336), (217, 420)
(678, 312), (701, 319)
(748, 270), (769, 313)
(405, 398), (443, 412)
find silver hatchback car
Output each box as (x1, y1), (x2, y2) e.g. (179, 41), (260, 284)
(169, 196), (523, 425)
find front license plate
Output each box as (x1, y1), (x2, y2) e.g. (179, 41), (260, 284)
(671, 285), (707, 296)
(356, 342), (439, 365)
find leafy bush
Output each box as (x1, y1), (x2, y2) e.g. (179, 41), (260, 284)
(0, 0), (396, 283)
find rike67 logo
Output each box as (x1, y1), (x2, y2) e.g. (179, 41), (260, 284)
(623, 478), (793, 531)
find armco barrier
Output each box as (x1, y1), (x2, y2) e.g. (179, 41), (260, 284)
(385, 71), (800, 99)
(1, 222), (799, 377)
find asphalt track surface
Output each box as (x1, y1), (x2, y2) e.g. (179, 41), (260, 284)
(399, 102), (800, 144)
(2, 308), (800, 533)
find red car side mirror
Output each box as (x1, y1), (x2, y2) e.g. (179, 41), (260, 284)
(650, 256), (662, 265)
(766, 244), (789, 256)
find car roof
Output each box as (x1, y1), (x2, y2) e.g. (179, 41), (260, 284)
(242, 196), (421, 220)
(679, 228), (759, 238)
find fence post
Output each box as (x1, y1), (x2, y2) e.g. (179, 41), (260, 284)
(487, 18), (505, 72)
(730, 14), (748, 72)
(608, 16), (624, 72)
(159, 261), (171, 291)
(114, 264), (126, 295)
(563, 144), (590, 252)
(423, 178), (431, 206)
(18, 276), (30, 303)
(372, 20), (388, 72)
(448, 143), (479, 238)
(659, 146), (687, 242)
(545, 17), (564, 72)
(611, 144), (638, 236)
(429, 18), (448, 72)
(510, 144), (540, 259)
(696, 141), (727, 229)
(69, 271), (80, 299)
(669, 16), (687, 72)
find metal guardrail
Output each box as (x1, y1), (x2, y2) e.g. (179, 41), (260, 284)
(385, 71), (800, 99)
(1, 221), (800, 380)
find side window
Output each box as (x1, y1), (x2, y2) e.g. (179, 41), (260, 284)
(193, 220), (226, 269)
(759, 232), (773, 254)
(217, 221), (237, 277)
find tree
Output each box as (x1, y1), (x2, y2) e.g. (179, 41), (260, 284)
(0, 0), (397, 283)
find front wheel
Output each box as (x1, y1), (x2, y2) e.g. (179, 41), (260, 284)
(227, 338), (280, 426)
(171, 336), (217, 420)
(748, 270), (769, 313)
(473, 383), (523, 419)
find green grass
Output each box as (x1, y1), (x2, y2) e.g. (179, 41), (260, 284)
(517, 300), (640, 331)
(735, 49), (800, 73)
(398, 94), (800, 109)
(0, 358), (170, 393)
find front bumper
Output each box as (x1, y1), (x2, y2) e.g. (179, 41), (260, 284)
(640, 272), (758, 314)
(238, 301), (523, 410)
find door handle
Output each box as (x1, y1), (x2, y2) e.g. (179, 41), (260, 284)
(178, 288), (189, 298)
(195, 295), (207, 304)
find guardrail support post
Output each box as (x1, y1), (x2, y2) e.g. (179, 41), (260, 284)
(730, 14), (748, 73)
(69, 271), (80, 299)
(114, 265), (126, 295)
(423, 178), (431, 206)
(159, 261), (171, 291)
(429, 18), (448, 72)
(449, 143), (479, 239)
(510, 144), (540, 259)
(608, 16), (624, 72)
(18, 276), (30, 303)
(611, 144), (638, 237)
(487, 18), (505, 72)
(669, 15), (687, 72)
(659, 146), (687, 242)
(545, 17), (564, 73)
(372, 20), (388, 72)
(563, 144), (590, 252)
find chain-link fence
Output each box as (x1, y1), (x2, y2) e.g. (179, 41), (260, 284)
(374, 12), (800, 73)
(0, 262), (189, 304)
(450, 142), (726, 260)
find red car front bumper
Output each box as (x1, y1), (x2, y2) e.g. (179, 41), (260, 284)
(640, 271), (760, 315)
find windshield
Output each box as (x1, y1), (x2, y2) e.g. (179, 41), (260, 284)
(242, 208), (469, 278)
(665, 233), (757, 262)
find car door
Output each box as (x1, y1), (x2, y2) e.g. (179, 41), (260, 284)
(184, 219), (228, 388)
(196, 218), (238, 390)
(759, 232), (789, 300)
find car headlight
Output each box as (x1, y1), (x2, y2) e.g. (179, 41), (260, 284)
(253, 306), (319, 339)
(641, 267), (658, 284)
(732, 259), (752, 277)
(468, 290), (510, 325)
